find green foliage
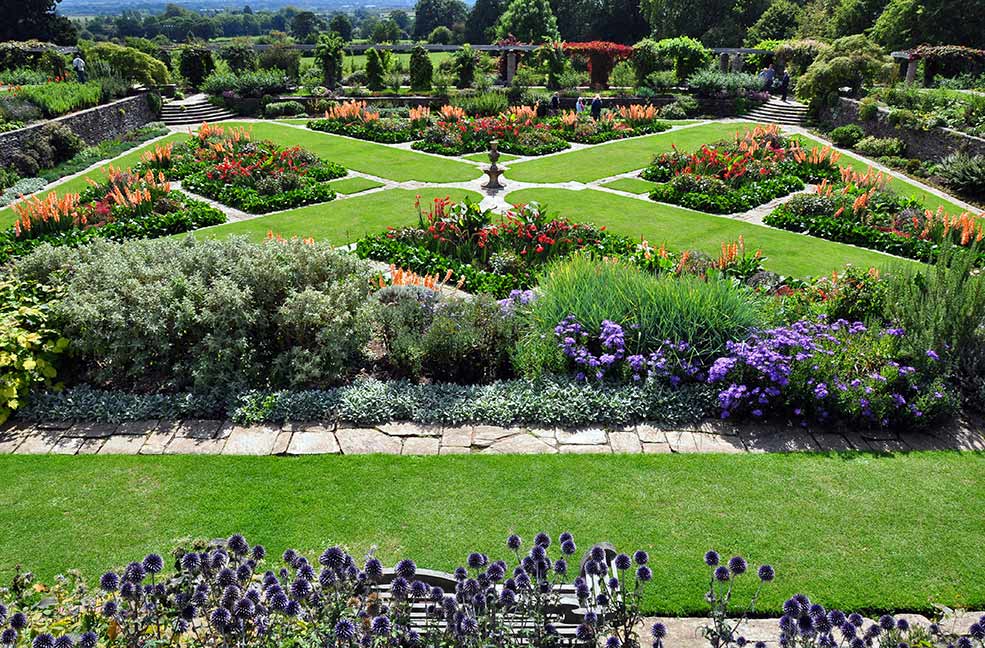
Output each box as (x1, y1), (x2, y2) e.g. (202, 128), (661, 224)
(828, 124), (865, 147)
(871, 0), (985, 51)
(200, 70), (290, 98)
(796, 34), (892, 110)
(259, 44), (301, 79)
(653, 37), (712, 83)
(538, 41), (568, 90)
(264, 100), (307, 118)
(609, 61), (637, 89)
(651, 173), (806, 213)
(452, 44), (480, 88)
(631, 38), (664, 86)
(935, 153), (985, 199)
(857, 97), (879, 119)
(409, 44), (434, 91)
(413, 0), (469, 40)
(832, 0), (890, 38)
(744, 0), (800, 46)
(314, 33), (346, 88)
(774, 39), (830, 76)
(686, 70), (761, 96)
(517, 256), (763, 375)
(0, 278), (68, 424)
(428, 26), (454, 44)
(38, 123), (169, 183)
(9, 81), (101, 118)
(13, 237), (378, 394)
(377, 291), (522, 383)
(329, 13), (354, 40)
(465, 0), (506, 42)
(364, 48), (389, 90)
(854, 135), (905, 157)
(495, 0), (561, 43)
(218, 39), (258, 74)
(450, 91), (510, 115)
(866, 85), (985, 137)
(178, 44), (215, 88)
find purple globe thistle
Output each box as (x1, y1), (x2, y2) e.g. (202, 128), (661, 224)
(101, 601), (118, 617)
(704, 550), (720, 567)
(615, 554), (632, 570)
(596, 593), (610, 606)
(252, 545), (266, 561)
(0, 603), (5, 624)
(969, 623), (985, 640)
(714, 566), (730, 581)
(319, 547), (346, 569)
(390, 577), (410, 599)
(410, 580), (429, 599)
(880, 616), (896, 631)
(335, 619), (356, 642)
(636, 566), (653, 582)
(758, 565), (775, 582)
(269, 592), (289, 611)
(362, 557), (383, 581)
(530, 545), (547, 561)
(181, 553), (201, 572)
(142, 554), (164, 575)
(848, 613), (864, 627)
(371, 616), (391, 636)
(783, 599), (802, 616)
(756, 643), (767, 648)
(507, 534), (522, 551)
(1, 629), (16, 646)
(237, 564), (254, 582)
(78, 633), (96, 648)
(728, 556), (747, 575)
(555, 559), (568, 575)
(652, 623), (667, 639)
(123, 561), (145, 583)
(576, 624), (595, 642)
(798, 615), (815, 635)
(210, 607), (232, 631)
(173, 619), (189, 635)
(576, 582), (591, 599)
(429, 586), (444, 603)
(53, 636), (73, 648)
(559, 531), (573, 543)
(453, 567), (468, 581)
(297, 563), (315, 581)
(467, 553), (486, 569)
(561, 539), (577, 556)
(896, 619), (910, 632)
(282, 549), (298, 564)
(499, 588), (516, 607)
(534, 532), (551, 548)
(841, 622), (857, 637)
(634, 550), (649, 565)
(607, 636), (622, 648)
(32, 634), (54, 648)
(395, 559), (417, 580)
(100, 572), (120, 592)
(828, 611), (847, 626)
(590, 546), (606, 562)
(957, 638), (973, 648)
(235, 598), (255, 619)
(460, 616), (478, 635)
(487, 563), (505, 581)
(284, 600), (301, 617)
(227, 535), (248, 556)
(850, 639), (865, 648)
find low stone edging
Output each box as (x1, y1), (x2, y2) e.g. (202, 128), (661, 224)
(1, 418), (982, 456)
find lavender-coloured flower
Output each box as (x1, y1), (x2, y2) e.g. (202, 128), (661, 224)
(615, 554), (632, 570)
(607, 636), (622, 648)
(395, 559), (416, 579)
(78, 633), (96, 648)
(100, 572), (120, 592)
(335, 619), (356, 641)
(227, 534), (249, 556)
(758, 565), (775, 582)
(0, 629), (16, 646)
(636, 566), (653, 582)
(704, 550), (720, 566)
(728, 556), (747, 575)
(32, 634), (54, 648)
(652, 623), (667, 639)
(714, 566), (730, 581)
(142, 554), (164, 574)
(53, 636), (73, 648)
(320, 547), (346, 569)
(507, 534), (522, 550)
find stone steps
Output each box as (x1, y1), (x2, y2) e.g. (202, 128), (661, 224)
(160, 100), (237, 126)
(745, 99), (808, 126)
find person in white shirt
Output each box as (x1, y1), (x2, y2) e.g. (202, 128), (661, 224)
(72, 55), (86, 83)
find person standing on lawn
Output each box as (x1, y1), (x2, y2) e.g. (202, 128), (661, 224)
(72, 54), (86, 83)
(590, 94), (602, 120)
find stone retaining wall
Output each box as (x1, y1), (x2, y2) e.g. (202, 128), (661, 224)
(820, 97), (985, 161)
(0, 93), (157, 166)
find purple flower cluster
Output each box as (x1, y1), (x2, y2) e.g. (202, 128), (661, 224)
(555, 315), (702, 384)
(497, 289), (537, 316)
(702, 550), (775, 648)
(706, 316), (949, 427)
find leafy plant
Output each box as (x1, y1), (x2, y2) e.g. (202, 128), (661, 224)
(828, 124), (865, 147)
(935, 152), (985, 199)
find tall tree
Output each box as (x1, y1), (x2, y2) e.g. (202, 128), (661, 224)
(495, 0), (560, 42)
(549, 0), (601, 41)
(390, 9), (412, 30)
(329, 13), (353, 40)
(744, 0), (800, 45)
(871, 0), (984, 49)
(291, 11), (322, 41)
(2, 0), (77, 43)
(413, 0), (468, 40)
(465, 0), (505, 43)
(592, 0), (650, 44)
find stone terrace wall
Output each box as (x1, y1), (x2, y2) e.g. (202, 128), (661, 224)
(820, 97), (985, 161)
(0, 93), (157, 166)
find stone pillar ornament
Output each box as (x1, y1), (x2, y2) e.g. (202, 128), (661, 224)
(483, 140), (505, 190)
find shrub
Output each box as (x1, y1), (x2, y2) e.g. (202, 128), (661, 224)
(264, 100), (307, 118)
(86, 42), (170, 86)
(935, 152), (985, 198)
(517, 256), (763, 377)
(409, 43), (433, 91)
(10, 81), (101, 118)
(365, 48), (388, 90)
(828, 124), (864, 147)
(631, 38), (663, 86)
(453, 44), (480, 89)
(0, 278), (68, 424)
(428, 26), (453, 44)
(259, 44), (301, 79)
(201, 70), (289, 98)
(178, 44), (215, 89)
(218, 39), (258, 73)
(796, 35), (892, 110)
(313, 32), (346, 88)
(653, 36), (712, 83)
(450, 91), (509, 115)
(13, 237), (378, 394)
(686, 70), (761, 97)
(609, 61), (636, 89)
(854, 135), (905, 157)
(857, 97), (879, 119)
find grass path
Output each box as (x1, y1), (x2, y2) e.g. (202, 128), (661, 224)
(226, 121), (482, 183)
(506, 187), (915, 277)
(0, 452), (981, 616)
(192, 188), (481, 245)
(505, 122), (759, 183)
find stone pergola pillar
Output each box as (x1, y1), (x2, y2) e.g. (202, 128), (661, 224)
(719, 52), (730, 72)
(905, 58), (918, 84)
(505, 51), (518, 85)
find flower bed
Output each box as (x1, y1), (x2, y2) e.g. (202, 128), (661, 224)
(0, 167), (225, 262)
(307, 100), (423, 144)
(550, 106), (671, 144)
(764, 167), (985, 264)
(412, 105), (570, 157)
(140, 123), (346, 214)
(642, 126), (842, 214)
(356, 197), (630, 297)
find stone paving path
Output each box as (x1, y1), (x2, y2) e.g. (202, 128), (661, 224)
(3, 418), (983, 456)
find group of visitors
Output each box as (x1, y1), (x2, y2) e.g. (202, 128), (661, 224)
(758, 63), (791, 101)
(550, 92), (604, 120)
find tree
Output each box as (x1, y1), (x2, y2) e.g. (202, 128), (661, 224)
(314, 32), (345, 87)
(832, 0), (890, 37)
(365, 47), (390, 90)
(178, 43), (215, 88)
(744, 0), (800, 45)
(653, 36), (712, 82)
(550, 0), (601, 41)
(372, 18), (402, 43)
(2, 0), (77, 43)
(796, 34), (891, 109)
(390, 9), (412, 30)
(465, 0), (506, 43)
(291, 11), (322, 41)
(409, 42), (433, 90)
(219, 38), (258, 73)
(87, 42), (171, 85)
(413, 0), (468, 40)
(495, 0), (560, 42)
(329, 13), (353, 40)
(871, 0), (984, 50)
(428, 25), (454, 43)
(593, 0), (650, 44)
(452, 43), (480, 87)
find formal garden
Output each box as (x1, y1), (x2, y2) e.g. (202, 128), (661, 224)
(0, 7), (984, 645)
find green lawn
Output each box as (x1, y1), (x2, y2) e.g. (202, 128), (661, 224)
(599, 177), (657, 194)
(505, 122), (759, 183)
(329, 176), (385, 195)
(192, 188), (480, 245)
(0, 132), (189, 229)
(506, 188), (915, 277)
(227, 121), (482, 183)
(0, 452), (981, 616)
(793, 134), (972, 215)
(462, 152), (521, 164)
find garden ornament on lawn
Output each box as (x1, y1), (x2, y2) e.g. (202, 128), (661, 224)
(483, 140), (505, 190)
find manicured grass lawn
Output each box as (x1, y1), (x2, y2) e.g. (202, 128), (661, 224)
(0, 132), (189, 229)
(793, 134), (972, 215)
(462, 152), (521, 164)
(0, 452), (981, 616)
(192, 188), (480, 245)
(505, 122), (760, 183)
(226, 121), (482, 183)
(599, 177), (657, 194)
(506, 188), (915, 277)
(328, 176), (385, 194)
